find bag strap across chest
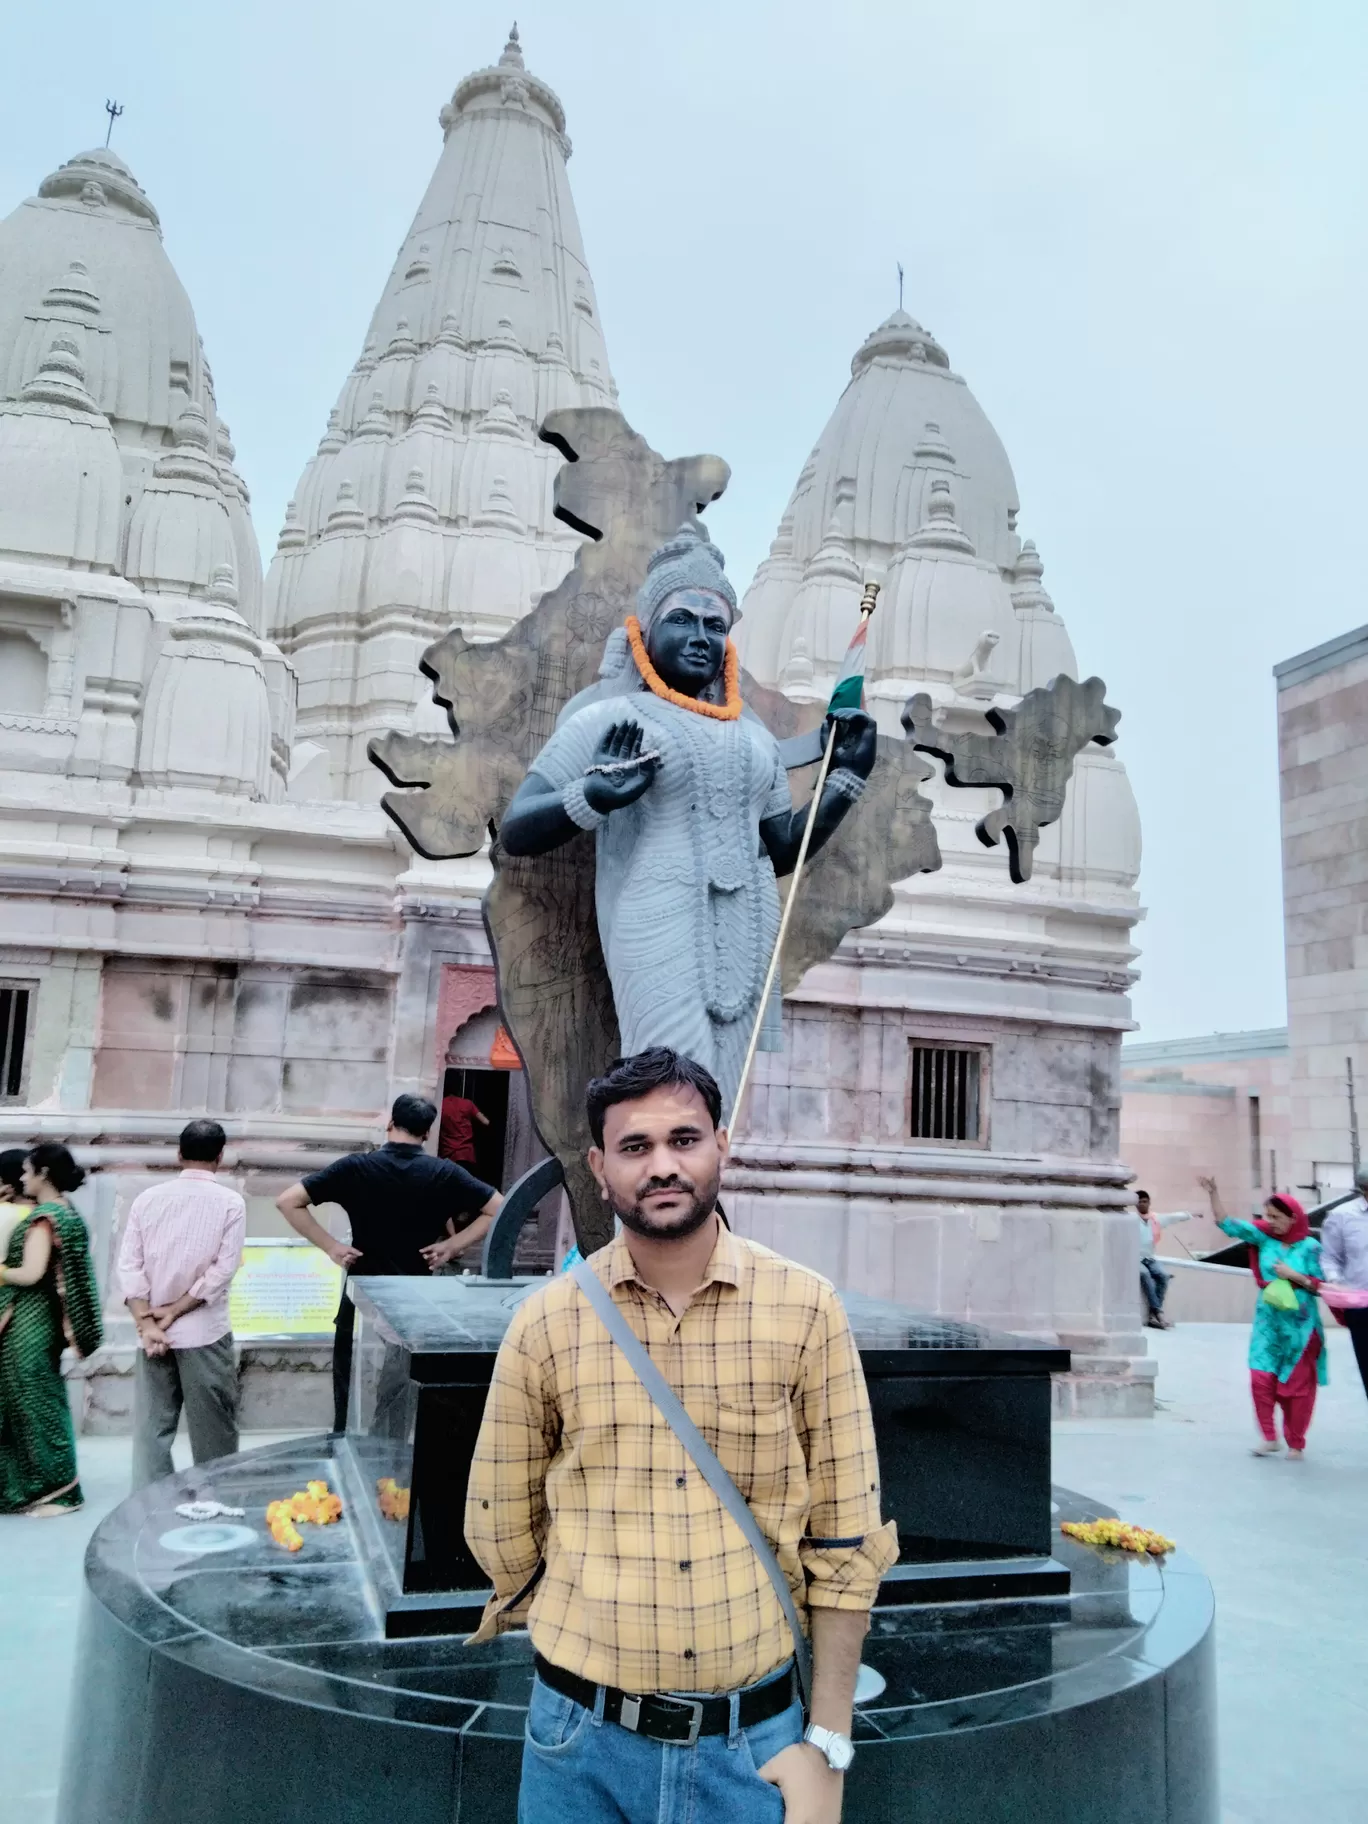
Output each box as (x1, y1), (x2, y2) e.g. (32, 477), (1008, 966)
(569, 1259), (812, 1706)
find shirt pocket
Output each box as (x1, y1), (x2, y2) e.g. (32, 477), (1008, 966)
(711, 1397), (802, 1506)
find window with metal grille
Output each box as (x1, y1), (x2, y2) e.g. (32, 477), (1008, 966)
(0, 986), (30, 1099)
(909, 1044), (983, 1143)
(1249, 1094), (1262, 1185)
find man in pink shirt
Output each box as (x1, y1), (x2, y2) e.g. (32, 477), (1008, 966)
(118, 1120), (247, 1490)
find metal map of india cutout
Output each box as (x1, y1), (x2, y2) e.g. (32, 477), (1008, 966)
(901, 675), (1121, 884)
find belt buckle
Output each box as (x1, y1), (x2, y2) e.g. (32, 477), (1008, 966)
(658, 1696), (705, 1746)
(622, 1693), (705, 1746)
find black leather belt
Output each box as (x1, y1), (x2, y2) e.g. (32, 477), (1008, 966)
(533, 1652), (796, 1746)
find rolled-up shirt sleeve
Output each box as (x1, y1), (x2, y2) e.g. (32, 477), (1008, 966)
(465, 1300), (560, 1643)
(795, 1286), (898, 1610)
(117, 1196), (150, 1304)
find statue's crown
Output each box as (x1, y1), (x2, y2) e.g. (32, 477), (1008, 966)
(637, 524), (737, 627)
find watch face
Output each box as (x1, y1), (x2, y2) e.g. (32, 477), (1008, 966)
(806, 1726), (856, 1772)
(828, 1734), (855, 1772)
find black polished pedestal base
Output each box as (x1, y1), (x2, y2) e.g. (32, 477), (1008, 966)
(344, 1275), (1073, 1635)
(57, 1439), (1217, 1824)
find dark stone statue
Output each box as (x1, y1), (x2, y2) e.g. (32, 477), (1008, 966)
(498, 526), (877, 1119)
(371, 408), (941, 1251)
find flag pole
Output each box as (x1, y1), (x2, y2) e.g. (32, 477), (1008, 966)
(728, 580), (881, 1134)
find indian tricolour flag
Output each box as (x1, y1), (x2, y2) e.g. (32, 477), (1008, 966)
(826, 614), (868, 714)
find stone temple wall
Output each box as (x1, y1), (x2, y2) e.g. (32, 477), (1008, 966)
(725, 964), (1149, 1416)
(86, 957), (396, 1120)
(1, 31), (1152, 1426)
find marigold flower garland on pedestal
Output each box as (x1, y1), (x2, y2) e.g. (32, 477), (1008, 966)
(624, 616), (742, 721)
(1061, 1517), (1174, 1556)
(266, 1479), (344, 1552)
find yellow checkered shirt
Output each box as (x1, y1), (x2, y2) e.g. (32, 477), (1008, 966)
(465, 1221), (898, 1693)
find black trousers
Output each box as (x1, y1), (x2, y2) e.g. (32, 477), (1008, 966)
(332, 1287), (411, 1437)
(1341, 1306), (1368, 1403)
(332, 1290), (355, 1434)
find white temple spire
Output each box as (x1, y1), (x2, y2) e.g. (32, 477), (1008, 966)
(0, 143), (282, 792)
(265, 32), (617, 801)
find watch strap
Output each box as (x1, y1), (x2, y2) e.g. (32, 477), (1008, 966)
(803, 1722), (855, 1770)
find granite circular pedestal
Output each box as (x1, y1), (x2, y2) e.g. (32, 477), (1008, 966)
(57, 1438), (1217, 1824)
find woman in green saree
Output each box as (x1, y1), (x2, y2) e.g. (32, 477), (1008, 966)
(0, 1148), (32, 1266)
(0, 1143), (103, 1515)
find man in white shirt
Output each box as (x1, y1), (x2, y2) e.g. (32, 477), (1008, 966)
(118, 1119), (247, 1490)
(1321, 1163), (1368, 1403)
(1136, 1190), (1193, 1330)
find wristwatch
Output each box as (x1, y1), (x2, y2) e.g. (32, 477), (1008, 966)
(803, 1723), (855, 1772)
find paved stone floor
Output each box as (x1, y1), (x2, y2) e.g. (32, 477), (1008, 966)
(3, 1326), (1365, 1823)
(1052, 1323), (1368, 1824)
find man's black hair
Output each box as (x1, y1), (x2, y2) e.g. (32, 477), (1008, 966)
(391, 1093), (437, 1139)
(179, 1119), (227, 1164)
(1136, 1189), (1150, 1202)
(586, 1049), (723, 1148)
(0, 1148), (27, 1194)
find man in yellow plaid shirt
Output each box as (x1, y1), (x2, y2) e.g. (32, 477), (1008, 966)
(466, 1048), (897, 1823)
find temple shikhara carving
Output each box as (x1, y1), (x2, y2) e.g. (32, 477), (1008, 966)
(0, 28), (1148, 1419)
(268, 25), (618, 803)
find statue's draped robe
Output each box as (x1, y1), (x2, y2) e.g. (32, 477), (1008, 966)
(529, 690), (791, 1114)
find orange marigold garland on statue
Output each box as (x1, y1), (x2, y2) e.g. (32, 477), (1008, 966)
(266, 1479), (344, 1551)
(1061, 1517), (1174, 1556)
(624, 616), (742, 721)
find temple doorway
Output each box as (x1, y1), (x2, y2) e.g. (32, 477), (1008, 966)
(440, 1065), (509, 1188)
(440, 992), (558, 1266)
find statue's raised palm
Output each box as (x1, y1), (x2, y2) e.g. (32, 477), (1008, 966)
(582, 720), (660, 815)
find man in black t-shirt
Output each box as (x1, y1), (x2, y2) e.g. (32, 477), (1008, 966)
(276, 1093), (502, 1430)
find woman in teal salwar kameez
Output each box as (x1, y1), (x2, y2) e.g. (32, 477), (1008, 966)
(0, 1144), (103, 1515)
(1201, 1177), (1325, 1457)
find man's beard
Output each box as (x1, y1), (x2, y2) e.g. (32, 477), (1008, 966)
(608, 1165), (721, 1241)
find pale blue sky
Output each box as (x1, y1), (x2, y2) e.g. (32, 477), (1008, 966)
(5, 0), (1366, 1043)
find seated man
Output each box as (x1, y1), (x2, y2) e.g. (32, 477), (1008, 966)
(1137, 1189), (1191, 1330)
(466, 1047), (896, 1824)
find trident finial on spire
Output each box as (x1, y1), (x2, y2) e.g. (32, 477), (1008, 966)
(897, 261), (904, 312)
(104, 99), (124, 147)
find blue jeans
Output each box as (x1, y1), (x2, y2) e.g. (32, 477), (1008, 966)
(1140, 1257), (1170, 1317)
(518, 1664), (803, 1824)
